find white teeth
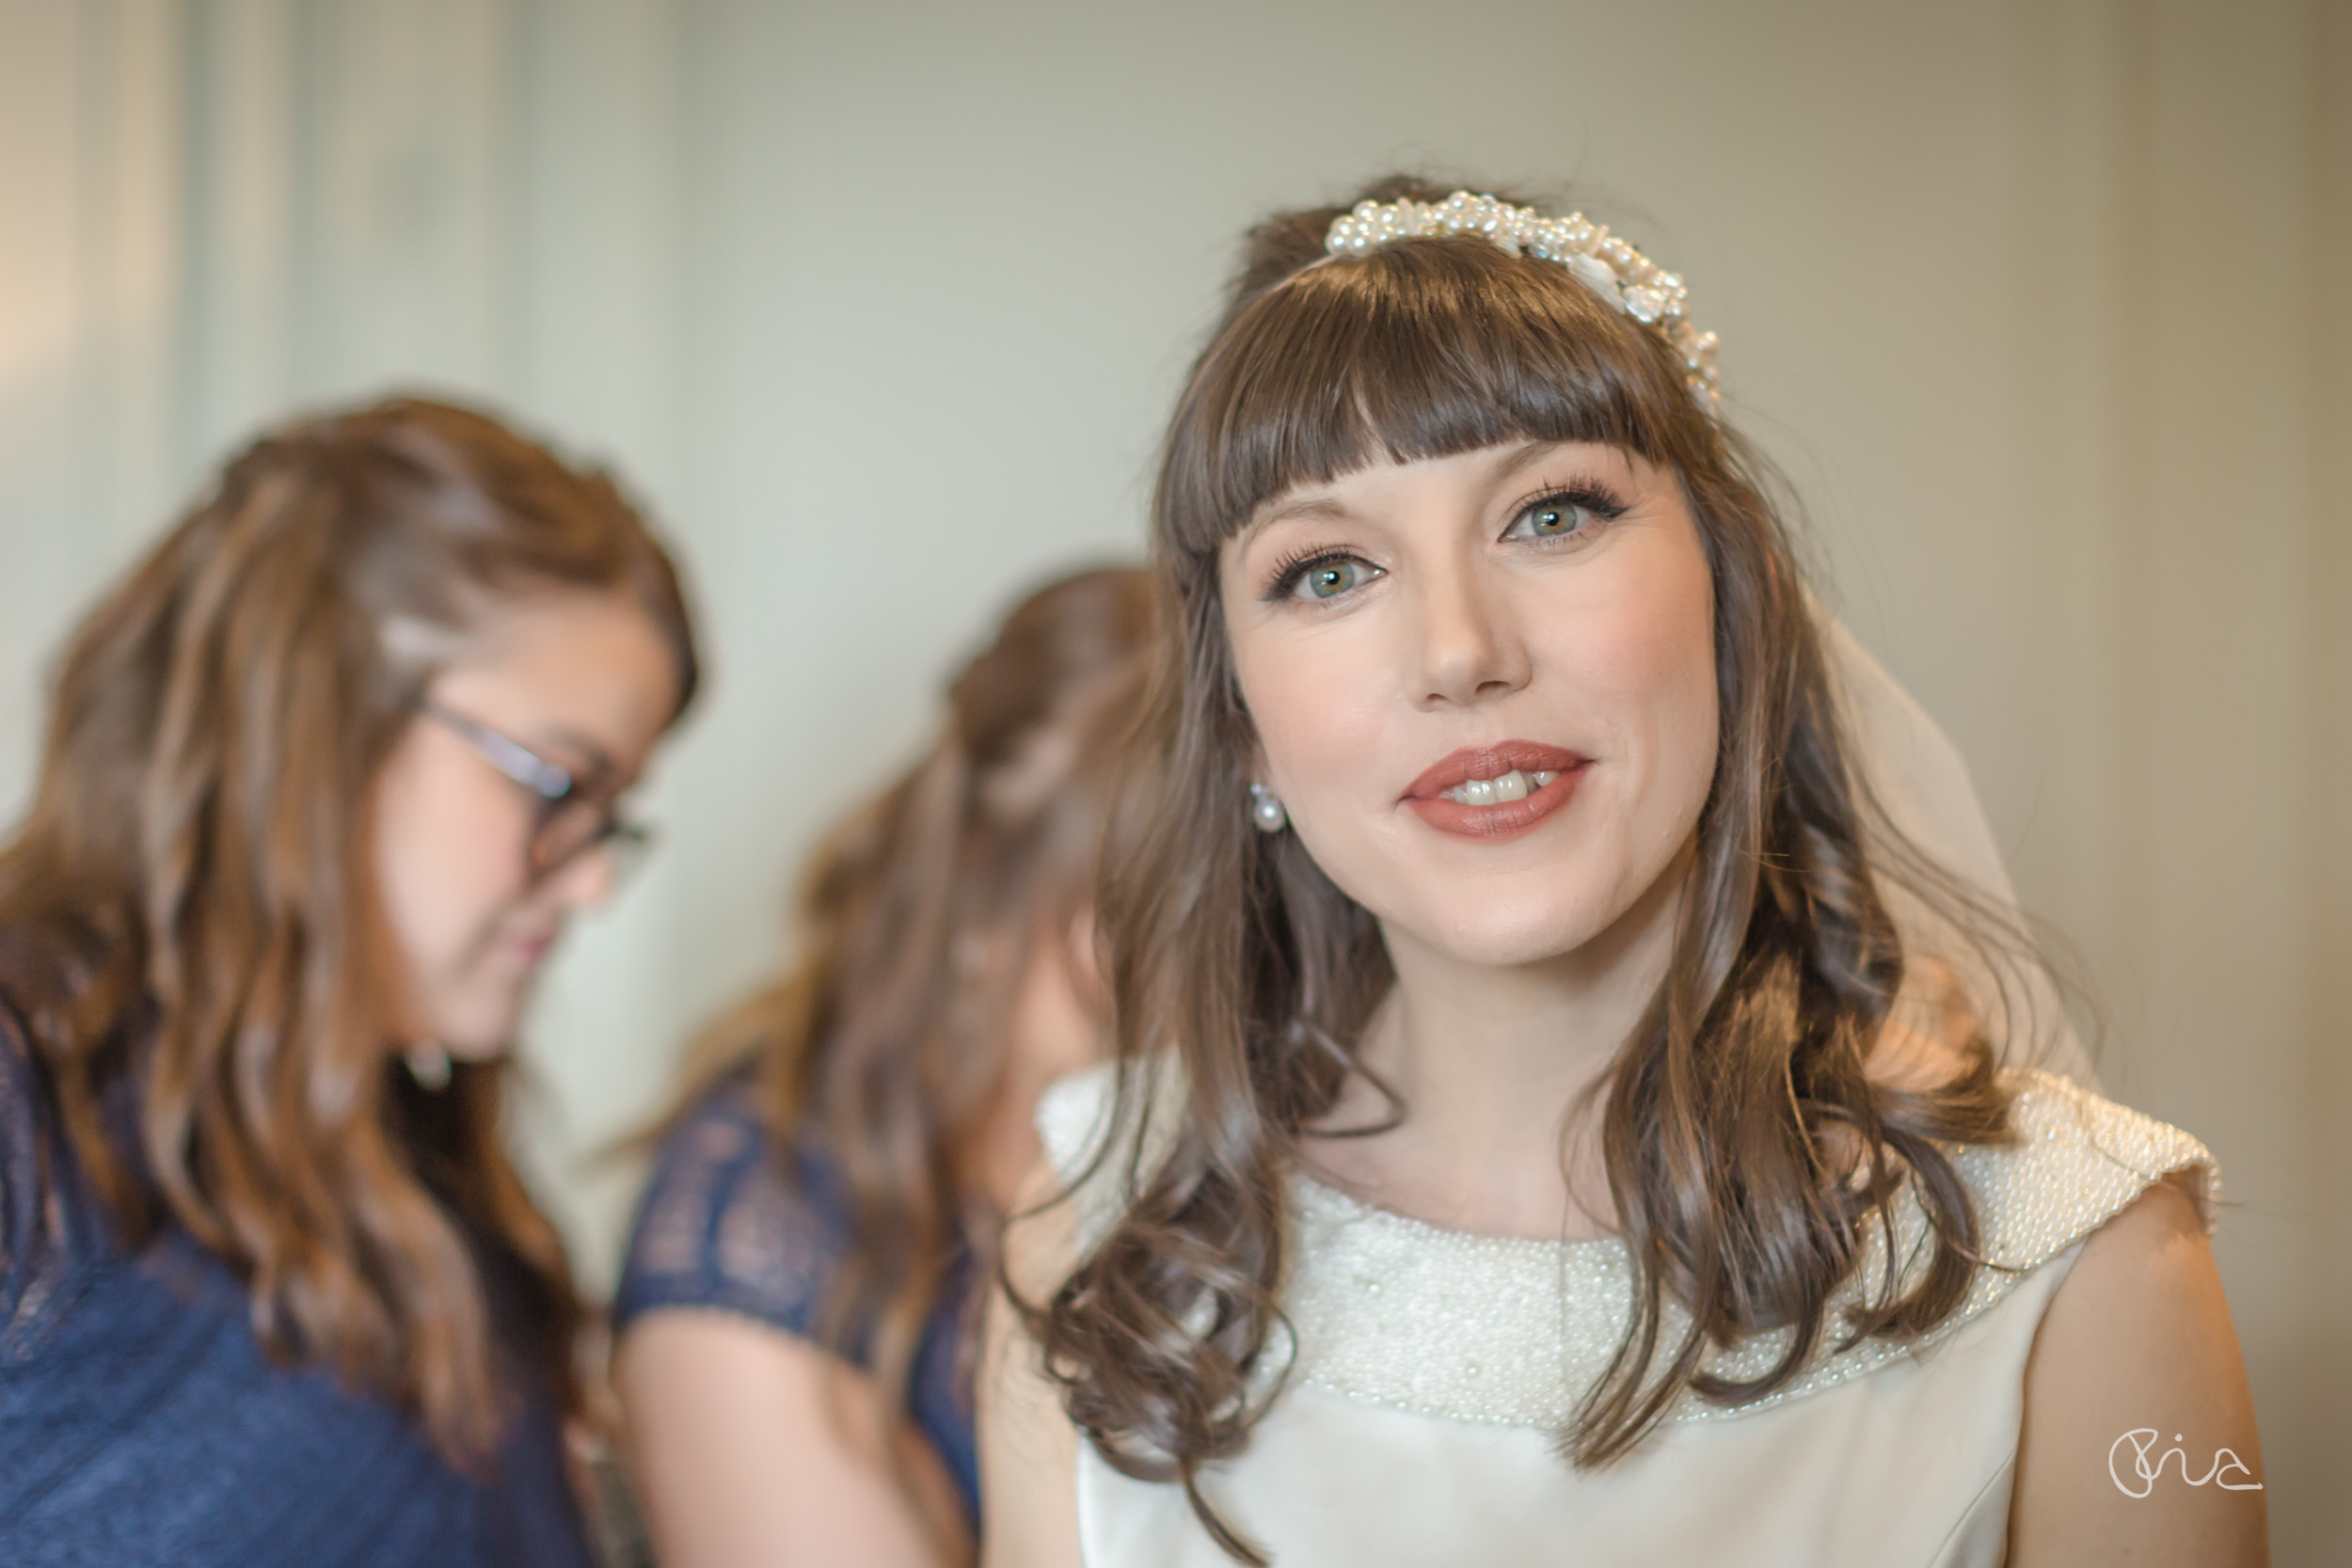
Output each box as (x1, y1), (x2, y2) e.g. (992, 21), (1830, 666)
(1440, 768), (1554, 806)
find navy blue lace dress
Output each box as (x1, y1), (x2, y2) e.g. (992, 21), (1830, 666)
(0, 1002), (592, 1568)
(612, 1073), (979, 1522)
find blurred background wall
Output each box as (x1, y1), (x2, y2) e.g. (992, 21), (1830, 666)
(0, 0), (2342, 1552)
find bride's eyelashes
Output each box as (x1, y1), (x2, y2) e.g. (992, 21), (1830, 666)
(1258, 478), (1632, 604)
(1499, 480), (1630, 546)
(1264, 546), (1385, 604)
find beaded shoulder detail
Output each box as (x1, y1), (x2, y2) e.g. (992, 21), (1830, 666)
(1036, 1066), (2217, 1431)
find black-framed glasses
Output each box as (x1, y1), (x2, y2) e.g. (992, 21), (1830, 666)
(419, 700), (655, 885)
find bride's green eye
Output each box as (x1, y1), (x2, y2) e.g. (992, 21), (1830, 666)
(1508, 499), (1591, 540)
(1290, 557), (1377, 600)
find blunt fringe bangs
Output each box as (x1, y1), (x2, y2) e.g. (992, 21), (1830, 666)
(1161, 236), (1704, 561)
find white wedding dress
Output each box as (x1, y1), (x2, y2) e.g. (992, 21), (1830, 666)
(1025, 626), (2200, 1566)
(1037, 1067), (2214, 1567)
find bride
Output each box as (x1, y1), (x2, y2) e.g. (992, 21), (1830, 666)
(977, 179), (2265, 1566)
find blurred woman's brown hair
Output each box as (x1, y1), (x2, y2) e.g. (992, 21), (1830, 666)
(0, 396), (697, 1459)
(1025, 178), (2021, 1558)
(669, 565), (1151, 1431)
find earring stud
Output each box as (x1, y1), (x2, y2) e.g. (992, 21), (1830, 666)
(1248, 783), (1288, 834)
(405, 1040), (453, 1090)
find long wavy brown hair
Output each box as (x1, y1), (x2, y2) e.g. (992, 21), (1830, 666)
(1027, 178), (2020, 1561)
(0, 396), (698, 1463)
(672, 565), (1151, 1471)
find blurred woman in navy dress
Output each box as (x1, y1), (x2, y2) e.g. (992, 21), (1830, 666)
(0, 397), (699, 1566)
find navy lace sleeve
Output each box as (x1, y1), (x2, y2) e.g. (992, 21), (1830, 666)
(613, 1073), (979, 1523)
(613, 1075), (854, 1341)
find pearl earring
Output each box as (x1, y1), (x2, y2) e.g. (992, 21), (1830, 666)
(405, 1040), (453, 1090)
(1248, 783), (1288, 834)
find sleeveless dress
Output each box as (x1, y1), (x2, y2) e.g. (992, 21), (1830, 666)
(613, 1072), (980, 1522)
(0, 1001), (592, 1568)
(1036, 1064), (2216, 1568)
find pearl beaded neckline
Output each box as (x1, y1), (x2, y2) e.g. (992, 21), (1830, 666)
(1038, 1067), (2216, 1433)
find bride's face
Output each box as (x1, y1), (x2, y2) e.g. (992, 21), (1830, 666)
(1218, 439), (1719, 969)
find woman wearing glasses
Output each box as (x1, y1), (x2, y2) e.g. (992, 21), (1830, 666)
(0, 398), (697, 1567)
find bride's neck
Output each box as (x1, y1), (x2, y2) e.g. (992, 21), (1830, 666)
(1309, 851), (1689, 1242)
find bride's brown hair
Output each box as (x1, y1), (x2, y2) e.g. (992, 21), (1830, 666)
(1027, 179), (2016, 1561)
(0, 397), (697, 1462)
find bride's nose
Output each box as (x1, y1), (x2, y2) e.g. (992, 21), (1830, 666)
(1408, 557), (1531, 709)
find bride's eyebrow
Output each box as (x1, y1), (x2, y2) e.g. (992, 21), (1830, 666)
(1495, 438), (1558, 473)
(1493, 439), (1627, 484)
(1242, 492), (1354, 543)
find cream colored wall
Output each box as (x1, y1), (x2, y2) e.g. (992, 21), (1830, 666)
(1, 1), (2341, 1553)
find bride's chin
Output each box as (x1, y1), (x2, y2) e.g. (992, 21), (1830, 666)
(1404, 904), (1617, 972)
(1390, 858), (1690, 973)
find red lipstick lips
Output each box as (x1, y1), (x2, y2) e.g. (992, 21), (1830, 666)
(1403, 741), (1590, 840)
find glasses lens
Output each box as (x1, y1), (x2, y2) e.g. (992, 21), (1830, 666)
(532, 800), (606, 874)
(532, 805), (655, 888)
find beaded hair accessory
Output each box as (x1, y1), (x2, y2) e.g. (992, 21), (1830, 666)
(1324, 190), (1721, 404)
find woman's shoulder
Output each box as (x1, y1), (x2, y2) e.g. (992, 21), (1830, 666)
(612, 1070), (855, 1338)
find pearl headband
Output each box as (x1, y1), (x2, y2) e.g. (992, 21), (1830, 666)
(1324, 191), (1721, 404)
